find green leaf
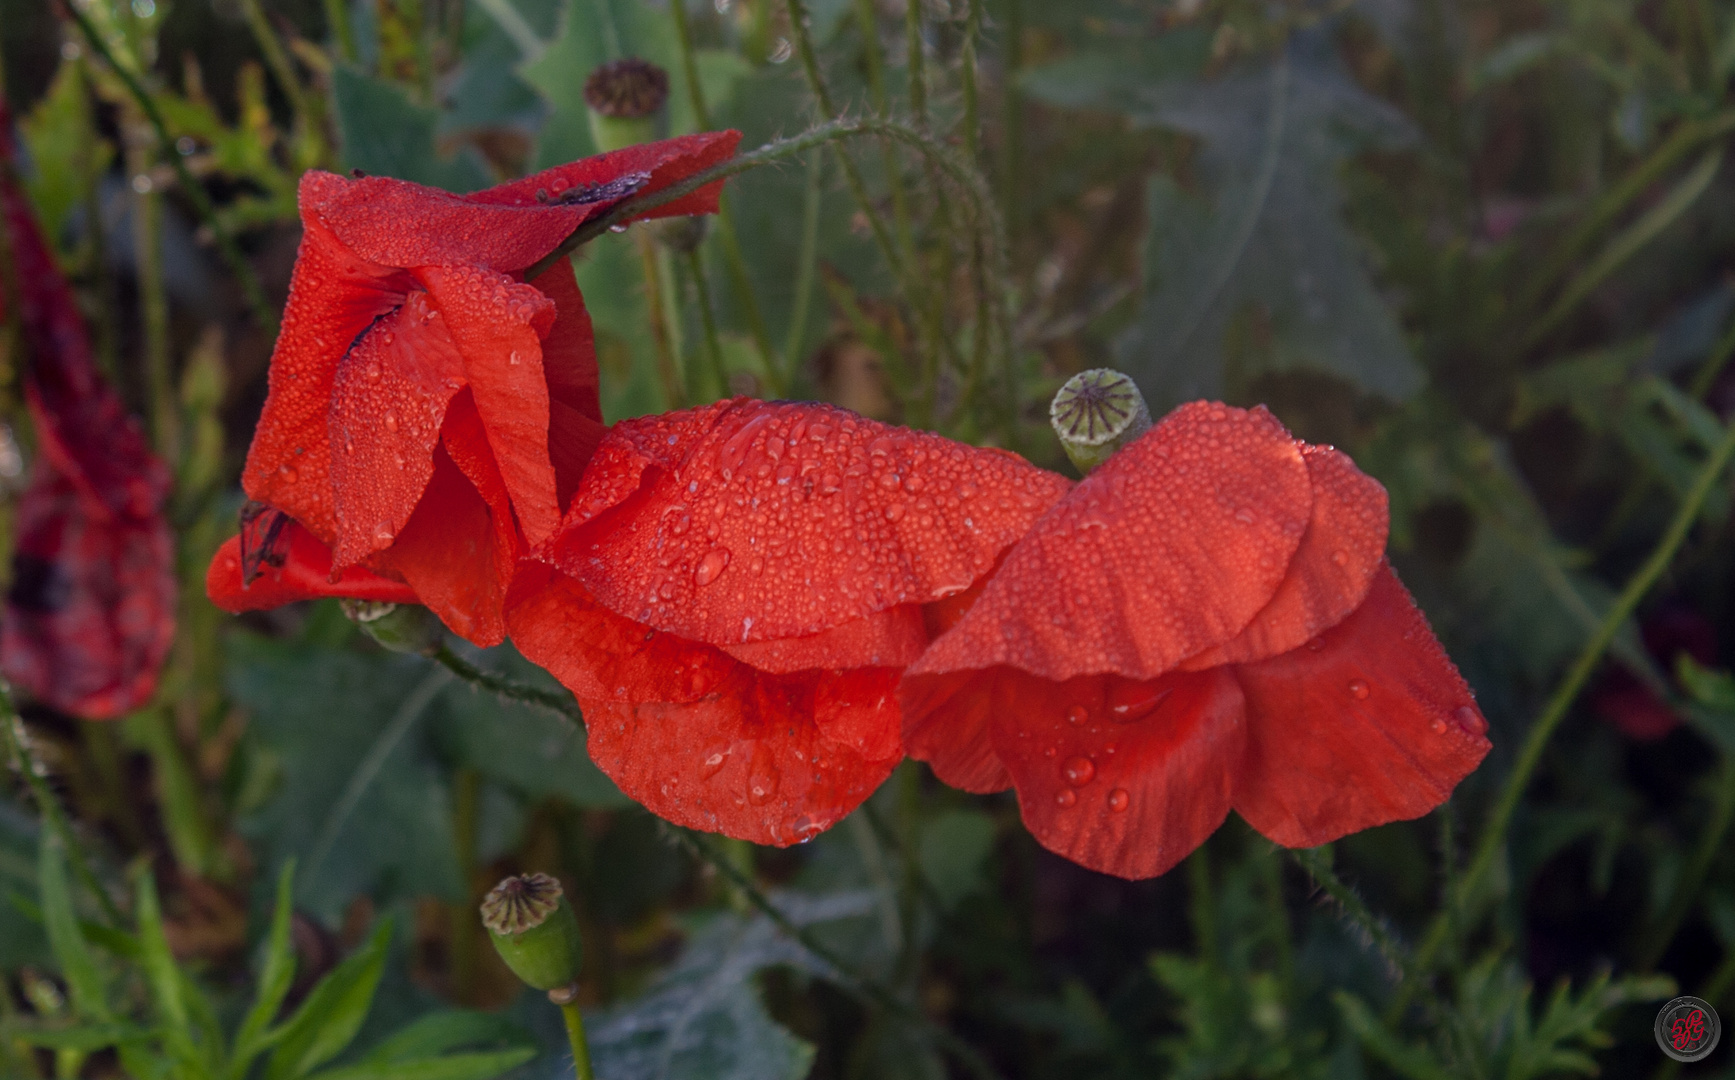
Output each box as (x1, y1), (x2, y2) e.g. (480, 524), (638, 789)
(330, 66), (492, 192)
(357, 1010), (533, 1064)
(304, 1050), (536, 1080)
(231, 861), (300, 1076)
(134, 868), (216, 1077)
(1113, 29), (1423, 405)
(587, 891), (875, 1080)
(1019, 28), (1212, 111)
(0, 1020), (148, 1052)
(229, 637), (462, 925)
(432, 646), (626, 808)
(0, 795), (48, 969)
(1334, 991), (1451, 1080)
(917, 810), (997, 911)
(18, 58), (112, 248)
(266, 920), (394, 1080)
(38, 831), (110, 1022)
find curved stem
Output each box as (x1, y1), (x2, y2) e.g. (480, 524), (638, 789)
(63, 2), (278, 338)
(675, 829), (1007, 1080)
(1394, 413), (1735, 1019)
(432, 645), (583, 723)
(1291, 847), (1407, 982)
(560, 999), (595, 1080)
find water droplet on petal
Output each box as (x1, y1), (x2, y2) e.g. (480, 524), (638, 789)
(694, 547), (731, 586)
(279, 466), (298, 483)
(383, 412), (398, 432)
(374, 523), (395, 543)
(1065, 704), (1088, 725)
(748, 763), (780, 805)
(1348, 679), (1370, 700)
(1453, 705), (1488, 736)
(1109, 683), (1171, 723)
(1062, 756), (1096, 787)
(700, 750), (728, 779)
(1306, 637), (1326, 652)
(1107, 788), (1129, 813)
(1331, 549), (1349, 567)
(885, 502), (906, 522)
(1055, 789), (1077, 808)
(1430, 718), (1448, 734)
(365, 363), (381, 382)
(508, 350), (522, 365)
(1234, 507), (1254, 524)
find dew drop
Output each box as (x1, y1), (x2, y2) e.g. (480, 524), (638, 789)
(1347, 679), (1370, 700)
(1043, 747), (1056, 758)
(658, 581), (675, 600)
(279, 466), (298, 483)
(1108, 684), (1171, 723)
(1331, 549), (1349, 567)
(1107, 788), (1129, 813)
(1306, 637), (1326, 652)
(1062, 756), (1096, 787)
(700, 750), (728, 779)
(365, 363), (382, 382)
(383, 411), (398, 432)
(694, 547), (731, 586)
(1234, 507), (1255, 524)
(374, 523), (395, 543)
(1453, 705), (1488, 736)
(1065, 704), (1088, 725)
(748, 764), (780, 805)
(1430, 718), (1448, 734)
(885, 502), (906, 523)
(1055, 789), (1077, 808)
(508, 350), (522, 365)
(381, 332), (394, 345)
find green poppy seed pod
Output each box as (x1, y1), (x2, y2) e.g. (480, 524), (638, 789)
(584, 58), (669, 153)
(340, 599), (445, 656)
(1050, 368), (1153, 474)
(481, 873), (583, 992)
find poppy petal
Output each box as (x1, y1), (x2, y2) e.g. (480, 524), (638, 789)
(1181, 444), (1388, 669)
(244, 209), (409, 540)
(987, 667), (1247, 879)
(4, 466), (176, 719)
(439, 389), (524, 600)
(534, 259), (606, 508)
(370, 445), (511, 645)
(417, 264), (563, 546)
(720, 604), (929, 674)
(206, 518), (418, 612)
(1230, 564), (1491, 848)
(327, 290), (467, 568)
(910, 402), (1310, 685)
(308, 132), (742, 272)
(900, 668), (1013, 793)
(551, 398), (1072, 645)
(505, 564), (904, 845)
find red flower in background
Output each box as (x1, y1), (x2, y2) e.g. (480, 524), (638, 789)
(0, 112), (175, 719)
(1591, 604), (1718, 741)
(507, 398), (1072, 845)
(902, 402), (1491, 879)
(212, 132), (740, 641)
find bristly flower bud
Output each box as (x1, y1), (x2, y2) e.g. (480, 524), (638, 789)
(1050, 368), (1153, 474)
(585, 59), (669, 153)
(340, 599), (444, 656)
(482, 873), (584, 992)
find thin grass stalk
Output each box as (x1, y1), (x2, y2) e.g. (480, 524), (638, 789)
(63, 2), (278, 337)
(905, 0), (927, 128)
(1395, 412), (1735, 1019)
(782, 152), (826, 383)
(684, 247), (729, 397)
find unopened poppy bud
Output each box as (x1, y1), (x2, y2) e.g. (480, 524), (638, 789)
(1050, 368), (1153, 474)
(481, 872), (584, 992)
(340, 599), (444, 656)
(584, 58), (669, 152)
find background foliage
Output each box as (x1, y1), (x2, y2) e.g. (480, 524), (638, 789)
(5, 0), (1735, 1075)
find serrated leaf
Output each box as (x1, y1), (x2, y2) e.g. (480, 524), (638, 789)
(586, 891), (875, 1080)
(38, 831), (110, 1022)
(229, 637), (462, 926)
(1113, 29), (1423, 405)
(331, 67), (492, 192)
(266, 920), (394, 1080)
(1334, 991), (1451, 1080)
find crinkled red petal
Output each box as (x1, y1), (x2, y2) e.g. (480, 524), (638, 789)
(533, 259), (606, 508)
(439, 389), (524, 606)
(505, 563), (905, 846)
(550, 398), (1072, 646)
(720, 604), (928, 674)
(1181, 444), (1388, 669)
(900, 667), (1013, 794)
(1230, 563), (1491, 848)
(417, 264), (561, 545)
(243, 209), (410, 542)
(206, 518), (417, 612)
(910, 402), (1310, 685)
(988, 666), (1247, 879)
(370, 445), (511, 646)
(2, 464), (175, 719)
(308, 132), (742, 272)
(327, 291), (466, 568)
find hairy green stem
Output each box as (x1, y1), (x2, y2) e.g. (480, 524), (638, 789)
(64, 2), (277, 337)
(960, 0), (983, 162)
(560, 999), (595, 1080)
(126, 128), (176, 462)
(433, 645), (583, 722)
(676, 829), (1007, 1080)
(1396, 413), (1735, 1018)
(1292, 847), (1407, 982)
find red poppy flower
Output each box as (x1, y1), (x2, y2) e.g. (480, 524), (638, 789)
(0, 121), (175, 719)
(901, 401), (1491, 879)
(506, 398), (1072, 845)
(222, 132), (739, 642)
(1590, 604), (1717, 741)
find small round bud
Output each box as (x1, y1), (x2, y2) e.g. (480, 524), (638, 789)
(341, 599), (444, 655)
(585, 59), (669, 153)
(1050, 368), (1153, 474)
(482, 873), (584, 992)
